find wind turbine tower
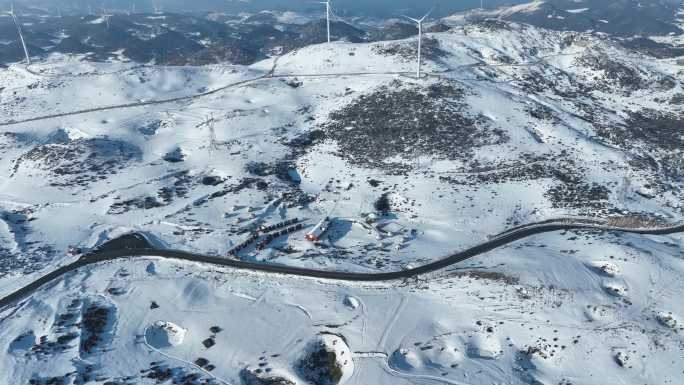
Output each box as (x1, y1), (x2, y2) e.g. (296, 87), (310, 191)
(152, 0), (161, 14)
(101, 7), (113, 29)
(320, 0), (331, 43)
(8, 4), (31, 65)
(404, 9), (432, 79)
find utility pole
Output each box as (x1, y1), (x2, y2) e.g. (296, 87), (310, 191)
(209, 113), (216, 152)
(199, 114), (218, 154)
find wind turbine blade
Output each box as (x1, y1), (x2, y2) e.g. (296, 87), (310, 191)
(402, 15), (420, 23)
(419, 7), (435, 22)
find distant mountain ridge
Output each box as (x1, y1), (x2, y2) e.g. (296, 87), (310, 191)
(1, 0), (525, 17)
(0, 12), (422, 65)
(445, 0), (684, 36)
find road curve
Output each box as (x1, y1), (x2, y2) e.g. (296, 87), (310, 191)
(1, 220), (682, 310)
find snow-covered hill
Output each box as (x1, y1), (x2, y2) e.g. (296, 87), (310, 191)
(445, 0), (684, 37)
(0, 20), (683, 385)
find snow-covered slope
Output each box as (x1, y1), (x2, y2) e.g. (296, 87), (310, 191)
(0, 20), (683, 384)
(444, 0), (684, 37)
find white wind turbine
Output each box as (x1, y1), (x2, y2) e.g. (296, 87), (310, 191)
(101, 7), (113, 29)
(8, 3), (31, 65)
(403, 9), (432, 79)
(320, 0), (331, 43)
(152, 0), (162, 14)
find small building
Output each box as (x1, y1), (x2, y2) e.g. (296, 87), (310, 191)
(306, 217), (330, 242)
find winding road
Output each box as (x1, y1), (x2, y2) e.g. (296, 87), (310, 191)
(1, 219), (682, 310)
(1, 47), (683, 311)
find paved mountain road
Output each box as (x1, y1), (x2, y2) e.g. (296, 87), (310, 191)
(1, 220), (682, 310)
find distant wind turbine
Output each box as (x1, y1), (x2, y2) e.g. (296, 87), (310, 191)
(101, 6), (113, 29)
(8, 4), (31, 65)
(152, 0), (162, 14)
(403, 9), (432, 79)
(320, 0), (331, 43)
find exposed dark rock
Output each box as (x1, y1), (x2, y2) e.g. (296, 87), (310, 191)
(322, 80), (507, 169)
(240, 368), (295, 385)
(374, 193), (391, 213)
(163, 147), (185, 163)
(13, 138), (141, 188)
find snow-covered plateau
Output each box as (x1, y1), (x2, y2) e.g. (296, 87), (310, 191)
(0, 20), (683, 385)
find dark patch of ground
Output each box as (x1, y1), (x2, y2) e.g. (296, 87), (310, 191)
(574, 51), (675, 94)
(321, 80), (507, 170)
(372, 37), (449, 62)
(93, 233), (153, 253)
(297, 338), (345, 385)
(80, 300), (116, 356)
(449, 270), (519, 285)
(13, 138), (142, 188)
(140, 361), (220, 385)
(240, 368), (295, 385)
(596, 109), (684, 178)
(545, 181), (611, 212)
(621, 37), (684, 59)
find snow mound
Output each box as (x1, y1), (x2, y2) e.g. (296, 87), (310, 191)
(656, 312), (679, 329)
(391, 342), (464, 372)
(588, 261), (620, 277)
(613, 349), (643, 370)
(146, 321), (187, 348)
(343, 295), (360, 309)
(162, 147), (185, 163)
(467, 333), (502, 359)
(584, 304), (619, 322)
(391, 348), (424, 371)
(516, 347), (554, 385)
(298, 333), (354, 385)
(602, 281), (628, 297)
(240, 368), (297, 385)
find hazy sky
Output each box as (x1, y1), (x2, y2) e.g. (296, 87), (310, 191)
(7, 0), (527, 17)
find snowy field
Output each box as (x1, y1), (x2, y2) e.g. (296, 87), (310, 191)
(2, 230), (683, 384)
(0, 20), (683, 384)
